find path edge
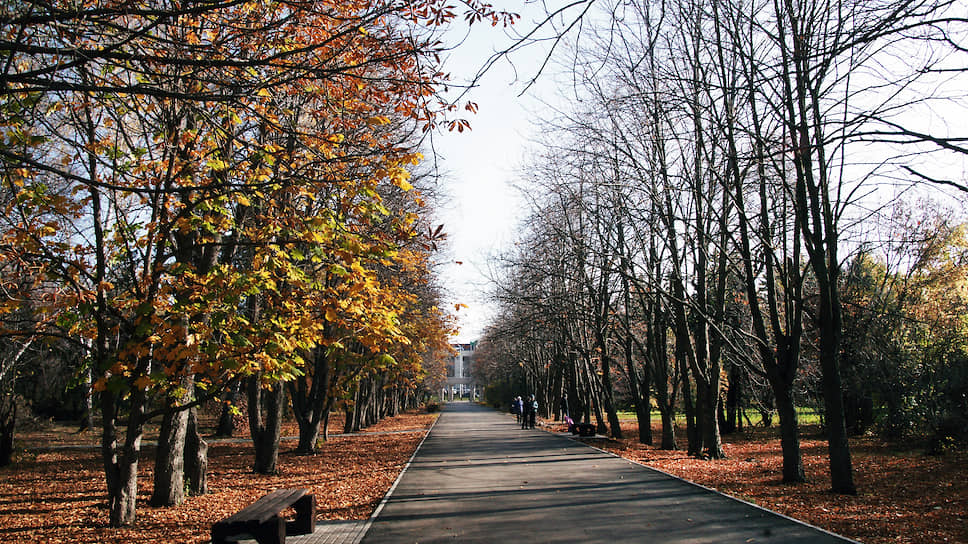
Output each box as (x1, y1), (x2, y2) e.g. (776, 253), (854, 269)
(353, 411), (441, 543)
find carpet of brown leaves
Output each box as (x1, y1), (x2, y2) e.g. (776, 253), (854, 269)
(6, 410), (965, 544)
(565, 420), (967, 544)
(0, 410), (436, 543)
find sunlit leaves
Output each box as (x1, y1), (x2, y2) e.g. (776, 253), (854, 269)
(0, 0), (476, 430)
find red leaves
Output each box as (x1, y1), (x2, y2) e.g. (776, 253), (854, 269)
(447, 118), (472, 132)
(421, 223), (447, 251)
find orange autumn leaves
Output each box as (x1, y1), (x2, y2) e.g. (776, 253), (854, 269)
(0, 0), (489, 400)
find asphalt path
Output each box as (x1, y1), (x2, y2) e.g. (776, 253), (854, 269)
(361, 402), (855, 544)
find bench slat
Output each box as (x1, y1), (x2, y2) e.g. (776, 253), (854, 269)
(219, 489), (308, 526)
(212, 488), (314, 544)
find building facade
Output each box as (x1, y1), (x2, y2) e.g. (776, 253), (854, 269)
(444, 342), (479, 401)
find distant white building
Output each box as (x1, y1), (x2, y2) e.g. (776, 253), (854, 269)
(444, 342), (479, 401)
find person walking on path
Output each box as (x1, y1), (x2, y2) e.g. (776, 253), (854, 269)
(511, 396), (521, 423)
(523, 395), (537, 429)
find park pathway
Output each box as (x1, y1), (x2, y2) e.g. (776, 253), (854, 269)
(357, 401), (855, 544)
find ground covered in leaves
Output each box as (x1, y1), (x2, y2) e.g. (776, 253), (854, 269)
(0, 410), (436, 543)
(565, 420), (967, 544)
(5, 409), (966, 543)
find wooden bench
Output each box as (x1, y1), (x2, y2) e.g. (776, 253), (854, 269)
(211, 488), (315, 544)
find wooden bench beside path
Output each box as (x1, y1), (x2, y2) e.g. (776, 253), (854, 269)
(211, 488), (315, 544)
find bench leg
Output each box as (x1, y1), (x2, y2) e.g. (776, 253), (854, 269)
(211, 523), (231, 544)
(253, 516), (287, 544)
(288, 494), (315, 535)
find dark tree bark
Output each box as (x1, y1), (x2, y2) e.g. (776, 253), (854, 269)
(0, 394), (15, 467)
(216, 381), (242, 437)
(598, 349), (624, 439)
(647, 308), (677, 451)
(677, 343), (698, 456)
(722, 366), (739, 435)
(184, 407), (208, 495)
(289, 346), (332, 453)
(150, 400), (189, 506)
(625, 345), (652, 445)
(815, 285), (855, 493)
(344, 385), (360, 434)
(618, 218), (652, 445)
(101, 387), (147, 526)
(151, 373), (200, 506)
(248, 375), (286, 474)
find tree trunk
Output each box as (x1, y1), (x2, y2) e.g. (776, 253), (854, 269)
(772, 380), (805, 483)
(290, 347), (331, 453)
(658, 404), (677, 450)
(102, 389), (146, 527)
(111, 445), (140, 527)
(0, 394), (15, 467)
(151, 374), (197, 506)
(344, 386), (359, 434)
(599, 353), (624, 439)
(320, 394), (335, 442)
(650, 319), (677, 450)
(584, 360), (607, 433)
(216, 382), (241, 437)
(623, 330), (651, 444)
(101, 391), (121, 522)
(84, 364), (94, 433)
(723, 366), (739, 435)
(248, 376), (285, 474)
(150, 404), (189, 506)
(679, 361), (698, 456)
(699, 379), (725, 459)
(568, 357), (582, 423)
(818, 314), (856, 494)
(296, 418), (320, 453)
(388, 388), (399, 417)
(185, 407), (208, 495)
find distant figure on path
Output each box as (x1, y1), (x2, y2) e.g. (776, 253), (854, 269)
(523, 395), (537, 429)
(511, 396), (522, 423)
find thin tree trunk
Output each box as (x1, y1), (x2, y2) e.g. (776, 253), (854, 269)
(103, 389), (146, 527)
(599, 351), (624, 439)
(678, 350), (698, 456)
(625, 349), (652, 444)
(84, 361), (94, 432)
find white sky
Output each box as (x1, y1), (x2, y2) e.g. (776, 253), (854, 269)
(430, 6), (564, 343)
(426, 1), (968, 344)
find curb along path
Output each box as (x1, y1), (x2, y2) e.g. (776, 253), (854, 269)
(359, 401), (855, 544)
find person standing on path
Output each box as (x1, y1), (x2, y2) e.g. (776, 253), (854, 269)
(521, 395), (532, 429)
(523, 395), (537, 429)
